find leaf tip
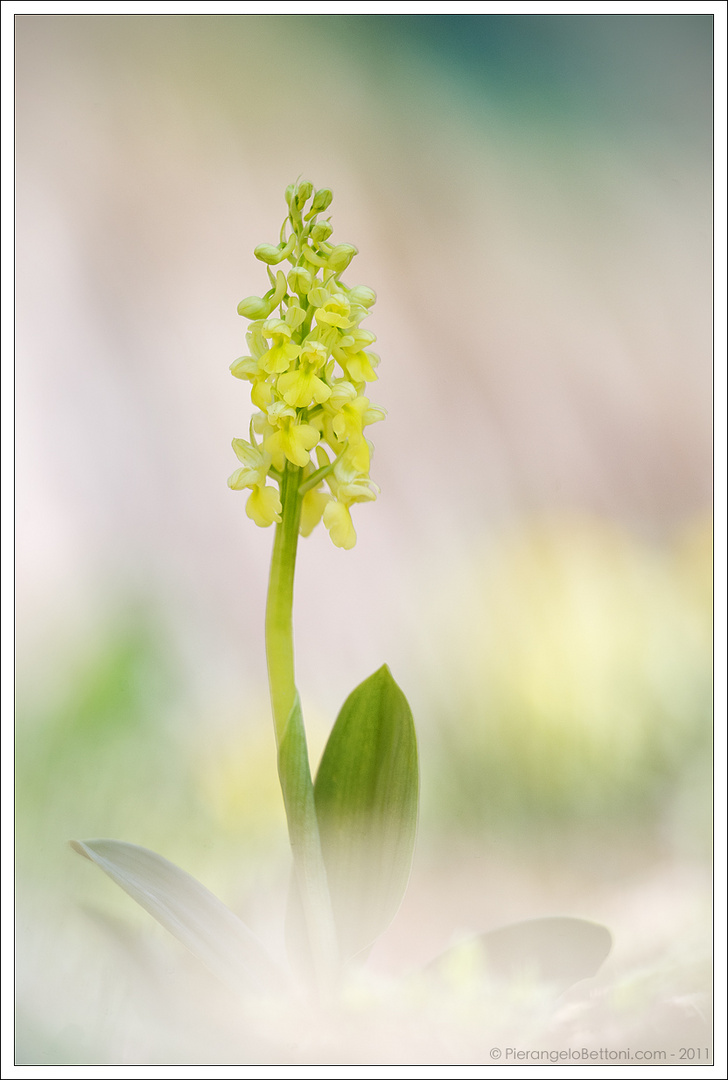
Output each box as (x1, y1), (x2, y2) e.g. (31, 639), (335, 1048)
(373, 662), (395, 687)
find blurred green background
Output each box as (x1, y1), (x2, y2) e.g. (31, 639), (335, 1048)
(15, 14), (713, 1063)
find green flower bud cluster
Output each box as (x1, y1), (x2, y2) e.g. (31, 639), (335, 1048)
(228, 180), (385, 549)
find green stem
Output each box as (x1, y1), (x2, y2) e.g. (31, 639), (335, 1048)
(266, 463), (302, 745)
(265, 461), (340, 991)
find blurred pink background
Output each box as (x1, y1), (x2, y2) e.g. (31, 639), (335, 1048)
(14, 15), (714, 1063)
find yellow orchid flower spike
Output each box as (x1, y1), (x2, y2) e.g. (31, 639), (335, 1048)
(229, 180), (385, 550)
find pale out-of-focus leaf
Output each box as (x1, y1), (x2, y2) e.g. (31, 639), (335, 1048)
(277, 694), (339, 984)
(314, 665), (419, 960)
(432, 916), (612, 994)
(71, 839), (284, 995)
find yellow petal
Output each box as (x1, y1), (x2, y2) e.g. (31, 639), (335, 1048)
(344, 438), (371, 474)
(283, 422), (319, 467)
(278, 369), (313, 408)
(299, 489), (331, 537)
(246, 485), (282, 527)
(228, 466), (257, 490)
(323, 500), (357, 549)
(230, 356), (258, 380)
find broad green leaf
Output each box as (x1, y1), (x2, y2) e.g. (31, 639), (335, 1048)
(277, 694), (338, 983)
(71, 839), (284, 994)
(314, 664), (419, 960)
(431, 917), (612, 994)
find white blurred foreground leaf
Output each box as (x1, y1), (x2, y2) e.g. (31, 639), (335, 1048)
(71, 839), (285, 995)
(432, 916), (612, 995)
(277, 693), (339, 986)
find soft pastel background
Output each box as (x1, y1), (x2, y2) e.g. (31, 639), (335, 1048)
(15, 14), (713, 1064)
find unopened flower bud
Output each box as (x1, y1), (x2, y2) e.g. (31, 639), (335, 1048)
(313, 188), (333, 213)
(308, 285), (330, 309)
(305, 188), (334, 221)
(237, 295), (271, 319)
(327, 243), (358, 273)
(347, 285), (376, 308)
(254, 244), (284, 265)
(311, 220), (333, 244)
(296, 180), (313, 209)
(285, 301), (306, 330)
(254, 233), (296, 265)
(288, 266), (313, 295)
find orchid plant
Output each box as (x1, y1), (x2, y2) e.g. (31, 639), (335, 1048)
(73, 181), (610, 1013)
(73, 180), (418, 998)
